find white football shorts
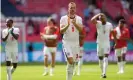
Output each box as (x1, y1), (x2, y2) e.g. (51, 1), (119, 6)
(97, 43), (110, 56)
(63, 43), (80, 62)
(115, 47), (127, 56)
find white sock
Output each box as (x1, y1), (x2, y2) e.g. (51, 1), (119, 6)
(118, 62), (122, 72)
(66, 63), (74, 80)
(121, 61), (126, 72)
(122, 61), (126, 71)
(44, 67), (48, 73)
(99, 60), (103, 73)
(103, 57), (108, 75)
(77, 58), (83, 75)
(7, 66), (12, 80)
(73, 63), (77, 75)
(11, 66), (16, 74)
(50, 68), (54, 74)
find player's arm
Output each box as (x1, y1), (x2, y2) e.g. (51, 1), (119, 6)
(121, 30), (133, 44)
(41, 34), (57, 39)
(72, 17), (83, 32)
(1, 31), (9, 41)
(60, 17), (70, 34)
(11, 28), (19, 40)
(40, 28), (59, 40)
(79, 28), (86, 39)
(110, 24), (117, 44)
(91, 13), (103, 24)
(111, 30), (117, 44)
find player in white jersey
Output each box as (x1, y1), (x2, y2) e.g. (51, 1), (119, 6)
(91, 13), (114, 78)
(60, 2), (83, 80)
(2, 19), (19, 80)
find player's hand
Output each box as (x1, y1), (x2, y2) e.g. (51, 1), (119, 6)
(11, 28), (14, 34)
(8, 28), (11, 33)
(40, 32), (44, 37)
(40, 32), (44, 39)
(67, 16), (70, 26)
(99, 13), (104, 16)
(72, 18), (76, 25)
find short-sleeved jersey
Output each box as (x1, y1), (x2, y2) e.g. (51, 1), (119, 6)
(114, 27), (130, 49)
(96, 21), (113, 44)
(60, 15), (83, 45)
(2, 27), (19, 50)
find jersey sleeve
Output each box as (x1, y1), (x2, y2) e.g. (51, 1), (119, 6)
(13, 28), (20, 35)
(77, 17), (83, 25)
(60, 17), (65, 28)
(54, 27), (59, 35)
(110, 23), (114, 31)
(2, 29), (7, 38)
(125, 29), (130, 38)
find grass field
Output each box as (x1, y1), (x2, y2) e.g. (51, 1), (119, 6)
(1, 63), (133, 80)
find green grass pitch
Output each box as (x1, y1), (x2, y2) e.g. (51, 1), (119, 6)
(1, 63), (133, 80)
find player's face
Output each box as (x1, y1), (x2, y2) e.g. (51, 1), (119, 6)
(119, 22), (125, 27)
(68, 3), (76, 15)
(100, 15), (106, 22)
(47, 20), (54, 27)
(6, 20), (13, 28)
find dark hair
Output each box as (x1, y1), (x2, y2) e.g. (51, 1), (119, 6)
(48, 18), (56, 25)
(119, 19), (126, 24)
(6, 19), (13, 23)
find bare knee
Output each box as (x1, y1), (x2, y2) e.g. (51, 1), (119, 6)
(68, 57), (74, 65)
(12, 63), (17, 68)
(117, 56), (122, 62)
(45, 55), (48, 60)
(104, 54), (109, 57)
(99, 56), (103, 60)
(6, 61), (11, 66)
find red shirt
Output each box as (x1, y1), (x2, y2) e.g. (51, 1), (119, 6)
(42, 26), (59, 47)
(114, 27), (130, 49)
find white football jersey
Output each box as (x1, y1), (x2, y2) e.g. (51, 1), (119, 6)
(60, 15), (83, 45)
(2, 27), (19, 51)
(96, 21), (113, 44)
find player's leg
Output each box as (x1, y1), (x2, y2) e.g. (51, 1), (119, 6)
(102, 54), (109, 78)
(122, 53), (126, 72)
(6, 52), (12, 80)
(11, 63), (17, 74)
(11, 52), (18, 74)
(115, 48), (123, 73)
(67, 57), (75, 80)
(77, 47), (84, 75)
(43, 47), (49, 76)
(121, 47), (127, 73)
(63, 45), (75, 80)
(97, 44), (104, 75)
(50, 48), (56, 76)
(102, 46), (110, 78)
(98, 56), (103, 73)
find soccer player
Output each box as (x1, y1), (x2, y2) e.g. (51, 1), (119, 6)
(60, 2), (83, 80)
(91, 13), (114, 78)
(2, 19), (19, 80)
(40, 18), (59, 76)
(73, 27), (86, 76)
(112, 19), (130, 74)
